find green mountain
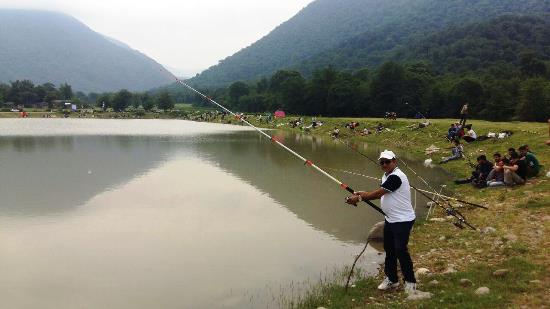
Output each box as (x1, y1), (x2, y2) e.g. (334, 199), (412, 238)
(390, 15), (550, 74)
(189, 0), (550, 87)
(0, 10), (173, 92)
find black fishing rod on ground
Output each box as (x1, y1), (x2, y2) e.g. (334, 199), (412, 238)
(174, 78), (386, 216)
(332, 137), (487, 210)
(331, 137), (484, 230)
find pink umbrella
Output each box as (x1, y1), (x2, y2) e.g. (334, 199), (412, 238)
(274, 110), (286, 118)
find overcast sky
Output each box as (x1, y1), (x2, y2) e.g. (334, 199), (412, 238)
(1, 0), (315, 76)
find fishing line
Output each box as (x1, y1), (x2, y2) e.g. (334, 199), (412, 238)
(329, 138), (483, 229)
(174, 79), (386, 216)
(332, 138), (487, 209)
(324, 167), (487, 209)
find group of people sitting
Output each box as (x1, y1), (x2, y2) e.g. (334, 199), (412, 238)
(384, 111), (397, 120)
(455, 145), (541, 188)
(345, 121), (360, 130)
(330, 121), (386, 138)
(447, 123), (477, 143)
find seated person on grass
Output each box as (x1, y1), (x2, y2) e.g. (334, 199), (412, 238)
(519, 145), (540, 178)
(503, 152), (527, 186)
(376, 122), (385, 134)
(455, 155), (493, 187)
(440, 140), (464, 164)
(447, 123), (458, 141)
(462, 124), (477, 143)
(456, 124), (465, 139)
(361, 128), (371, 136)
(486, 153), (505, 187)
(331, 127), (340, 138)
(507, 147), (518, 160)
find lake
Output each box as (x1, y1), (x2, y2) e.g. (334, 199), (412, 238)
(0, 119), (450, 308)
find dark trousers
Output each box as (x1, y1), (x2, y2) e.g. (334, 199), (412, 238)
(384, 220), (416, 283)
(459, 114), (467, 126)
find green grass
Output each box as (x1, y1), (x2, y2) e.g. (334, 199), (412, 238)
(293, 257), (542, 309)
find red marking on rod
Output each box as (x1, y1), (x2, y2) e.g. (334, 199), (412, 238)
(340, 183), (349, 190)
(270, 136), (280, 143)
(304, 160), (313, 166)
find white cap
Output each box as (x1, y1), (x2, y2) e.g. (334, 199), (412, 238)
(379, 150), (396, 160)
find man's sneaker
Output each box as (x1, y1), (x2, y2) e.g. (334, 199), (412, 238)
(404, 281), (433, 300)
(377, 277), (399, 290)
(404, 281), (417, 294)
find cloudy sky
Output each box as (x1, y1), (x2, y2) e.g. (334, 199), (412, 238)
(1, 0), (315, 76)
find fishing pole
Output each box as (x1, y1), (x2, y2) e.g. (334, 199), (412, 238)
(333, 137), (486, 209)
(174, 79), (386, 216)
(330, 138), (481, 229)
(324, 167), (487, 210)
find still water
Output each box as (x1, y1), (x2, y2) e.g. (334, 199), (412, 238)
(0, 119), (449, 308)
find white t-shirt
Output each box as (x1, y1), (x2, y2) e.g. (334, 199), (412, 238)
(468, 129), (477, 139)
(380, 167), (416, 223)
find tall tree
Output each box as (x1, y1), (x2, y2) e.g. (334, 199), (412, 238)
(156, 91), (175, 111)
(517, 78), (550, 122)
(307, 67), (339, 115)
(59, 83), (73, 100)
(44, 91), (58, 109)
(450, 78), (484, 115)
(112, 90), (132, 112)
(228, 81), (250, 105)
(269, 70), (305, 113)
(0, 83), (8, 104)
(7, 80), (35, 104)
(370, 62), (407, 116)
(326, 73), (358, 117)
(141, 93), (155, 111)
(131, 93), (142, 109)
(96, 93), (111, 111)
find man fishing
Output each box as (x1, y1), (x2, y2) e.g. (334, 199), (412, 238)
(345, 150), (419, 295)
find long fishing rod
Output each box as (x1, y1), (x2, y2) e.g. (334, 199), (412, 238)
(324, 167), (487, 210)
(330, 138), (480, 230)
(337, 137), (448, 205)
(333, 137), (487, 210)
(174, 79), (386, 216)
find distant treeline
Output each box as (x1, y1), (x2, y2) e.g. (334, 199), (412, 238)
(197, 55), (549, 122)
(0, 80), (175, 112)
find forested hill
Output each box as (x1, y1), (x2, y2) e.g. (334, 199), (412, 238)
(190, 0), (550, 87)
(0, 10), (173, 92)
(391, 15), (550, 75)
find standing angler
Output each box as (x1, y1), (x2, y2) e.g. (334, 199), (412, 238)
(346, 150), (424, 296)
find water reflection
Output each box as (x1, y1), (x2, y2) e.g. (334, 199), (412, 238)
(0, 136), (180, 216)
(0, 120), (451, 309)
(195, 131), (451, 243)
(0, 129), (450, 241)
